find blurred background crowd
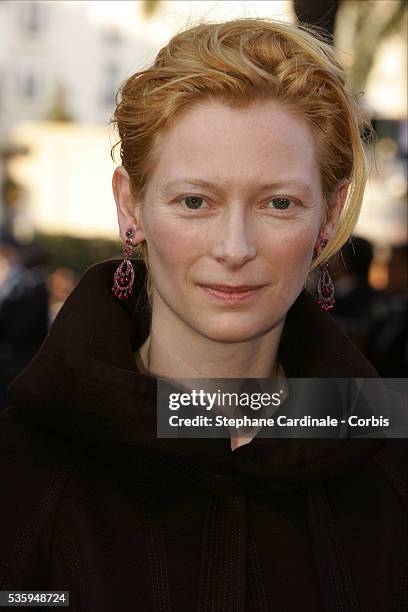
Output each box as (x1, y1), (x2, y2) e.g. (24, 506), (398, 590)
(0, 0), (407, 408)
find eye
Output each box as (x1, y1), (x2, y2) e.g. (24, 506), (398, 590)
(181, 196), (206, 210)
(265, 197), (295, 210)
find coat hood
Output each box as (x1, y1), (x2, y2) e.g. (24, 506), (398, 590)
(8, 259), (387, 490)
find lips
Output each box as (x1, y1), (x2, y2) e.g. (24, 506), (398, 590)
(199, 284), (265, 293)
(197, 283), (266, 303)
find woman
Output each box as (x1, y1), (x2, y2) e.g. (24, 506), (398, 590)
(1, 17), (407, 612)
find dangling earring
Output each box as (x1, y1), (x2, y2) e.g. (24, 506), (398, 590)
(314, 239), (335, 312)
(112, 228), (135, 301)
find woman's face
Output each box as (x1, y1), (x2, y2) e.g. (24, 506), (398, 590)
(116, 99), (343, 343)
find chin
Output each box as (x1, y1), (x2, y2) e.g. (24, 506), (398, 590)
(194, 318), (274, 344)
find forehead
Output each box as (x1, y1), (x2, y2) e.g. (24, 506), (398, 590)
(150, 99), (321, 193)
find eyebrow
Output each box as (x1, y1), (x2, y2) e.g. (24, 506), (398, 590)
(161, 177), (314, 198)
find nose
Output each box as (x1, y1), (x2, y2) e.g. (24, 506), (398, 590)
(212, 206), (256, 268)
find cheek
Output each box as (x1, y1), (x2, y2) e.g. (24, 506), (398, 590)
(265, 223), (316, 269)
(283, 235), (314, 269)
(264, 225), (316, 300)
(144, 213), (204, 272)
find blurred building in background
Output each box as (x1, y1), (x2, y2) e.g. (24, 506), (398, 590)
(9, 122), (118, 239)
(0, 0), (158, 127)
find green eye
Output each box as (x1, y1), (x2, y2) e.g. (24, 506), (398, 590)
(268, 198), (292, 210)
(183, 196), (204, 209)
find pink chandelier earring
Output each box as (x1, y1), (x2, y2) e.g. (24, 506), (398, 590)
(112, 228), (136, 301)
(314, 238), (335, 312)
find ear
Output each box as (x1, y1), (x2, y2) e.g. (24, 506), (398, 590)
(112, 166), (145, 244)
(317, 179), (349, 247)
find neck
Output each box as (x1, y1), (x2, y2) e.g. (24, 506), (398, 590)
(136, 295), (286, 380)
